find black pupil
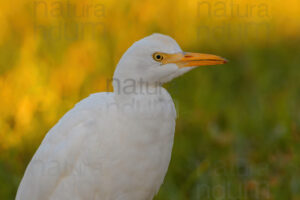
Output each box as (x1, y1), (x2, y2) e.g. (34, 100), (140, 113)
(156, 55), (161, 60)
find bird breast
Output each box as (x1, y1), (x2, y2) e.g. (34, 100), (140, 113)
(84, 87), (177, 199)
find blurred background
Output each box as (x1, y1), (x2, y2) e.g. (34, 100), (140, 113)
(0, 0), (300, 199)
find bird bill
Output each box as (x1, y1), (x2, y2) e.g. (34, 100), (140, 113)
(161, 52), (227, 67)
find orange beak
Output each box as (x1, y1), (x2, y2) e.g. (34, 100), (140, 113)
(163, 52), (227, 68)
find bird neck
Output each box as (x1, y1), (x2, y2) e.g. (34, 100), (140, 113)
(112, 78), (163, 97)
(112, 80), (175, 119)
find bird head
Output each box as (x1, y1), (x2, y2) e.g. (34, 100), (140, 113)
(113, 33), (227, 91)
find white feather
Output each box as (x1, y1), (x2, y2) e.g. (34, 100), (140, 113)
(16, 33), (193, 200)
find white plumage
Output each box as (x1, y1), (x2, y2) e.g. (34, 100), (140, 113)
(16, 33), (226, 200)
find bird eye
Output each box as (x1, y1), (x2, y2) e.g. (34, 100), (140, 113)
(153, 53), (164, 62)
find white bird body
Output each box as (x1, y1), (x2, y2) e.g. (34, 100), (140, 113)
(16, 34), (226, 200)
(17, 87), (176, 200)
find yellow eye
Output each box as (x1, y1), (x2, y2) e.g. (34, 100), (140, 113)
(153, 53), (164, 62)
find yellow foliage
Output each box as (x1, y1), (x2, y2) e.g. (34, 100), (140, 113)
(0, 0), (299, 152)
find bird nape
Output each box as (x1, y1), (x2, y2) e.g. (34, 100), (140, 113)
(16, 33), (227, 200)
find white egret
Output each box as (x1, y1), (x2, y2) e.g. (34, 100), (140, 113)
(16, 33), (227, 200)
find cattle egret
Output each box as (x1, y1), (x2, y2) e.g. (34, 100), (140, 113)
(16, 33), (227, 200)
